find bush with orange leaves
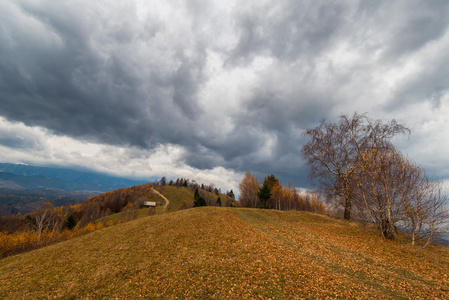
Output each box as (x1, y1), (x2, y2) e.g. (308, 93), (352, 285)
(0, 220), (114, 258)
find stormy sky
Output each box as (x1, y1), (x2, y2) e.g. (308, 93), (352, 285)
(1, 0), (449, 193)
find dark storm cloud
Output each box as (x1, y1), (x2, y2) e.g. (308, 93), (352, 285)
(227, 1), (348, 65)
(1, 0), (449, 189)
(190, 0), (352, 178)
(378, 1), (449, 60)
(0, 0), (205, 150)
(185, 73), (335, 186)
(0, 129), (42, 150)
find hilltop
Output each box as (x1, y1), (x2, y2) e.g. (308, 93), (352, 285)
(1, 207), (448, 299)
(0, 182), (239, 258)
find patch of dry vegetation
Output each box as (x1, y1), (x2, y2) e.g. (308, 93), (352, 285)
(1, 207), (448, 299)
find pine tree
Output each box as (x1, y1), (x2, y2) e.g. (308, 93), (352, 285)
(63, 214), (77, 230)
(257, 183), (271, 209)
(227, 190), (235, 199)
(257, 174), (279, 209)
(194, 188), (207, 207)
(217, 196), (221, 206)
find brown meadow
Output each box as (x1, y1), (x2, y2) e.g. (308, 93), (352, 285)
(1, 207), (448, 299)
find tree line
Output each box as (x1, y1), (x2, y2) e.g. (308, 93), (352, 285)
(158, 177), (235, 198)
(238, 172), (326, 214)
(302, 112), (449, 246)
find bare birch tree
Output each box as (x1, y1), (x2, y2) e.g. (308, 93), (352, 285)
(301, 112), (409, 220)
(29, 202), (54, 241)
(403, 179), (449, 247)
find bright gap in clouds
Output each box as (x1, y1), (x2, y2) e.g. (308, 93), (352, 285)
(0, 117), (242, 193)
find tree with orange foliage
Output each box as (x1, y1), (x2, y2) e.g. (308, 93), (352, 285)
(351, 147), (419, 238)
(352, 147), (449, 243)
(238, 171), (260, 208)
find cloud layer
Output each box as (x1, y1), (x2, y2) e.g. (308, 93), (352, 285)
(1, 0), (449, 191)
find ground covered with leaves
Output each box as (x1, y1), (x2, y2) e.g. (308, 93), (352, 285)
(1, 207), (448, 299)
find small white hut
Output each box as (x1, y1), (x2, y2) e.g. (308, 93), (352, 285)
(143, 201), (156, 208)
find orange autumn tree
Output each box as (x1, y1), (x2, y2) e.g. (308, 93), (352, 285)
(351, 147), (421, 238)
(352, 146), (449, 244)
(238, 171), (260, 208)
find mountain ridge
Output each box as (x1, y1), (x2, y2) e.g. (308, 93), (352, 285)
(0, 163), (152, 215)
(0, 163), (149, 191)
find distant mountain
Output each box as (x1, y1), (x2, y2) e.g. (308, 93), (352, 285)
(0, 172), (71, 191)
(0, 188), (96, 215)
(0, 163), (153, 215)
(0, 163), (150, 192)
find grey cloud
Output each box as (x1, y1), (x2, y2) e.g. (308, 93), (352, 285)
(183, 71), (335, 185)
(381, 1), (449, 60)
(0, 0), (342, 189)
(227, 1), (349, 65)
(0, 133), (42, 151)
(387, 53), (449, 111)
(238, 87), (334, 132)
(1, 0), (449, 190)
(0, 0), (206, 150)
(0, 119), (44, 151)
(352, 1), (449, 62)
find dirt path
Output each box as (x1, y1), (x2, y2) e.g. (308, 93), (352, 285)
(151, 188), (170, 211)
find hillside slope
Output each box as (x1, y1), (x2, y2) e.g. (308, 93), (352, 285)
(1, 208), (448, 299)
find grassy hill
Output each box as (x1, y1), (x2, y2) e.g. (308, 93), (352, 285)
(155, 185), (238, 211)
(0, 183), (239, 259)
(1, 207), (448, 299)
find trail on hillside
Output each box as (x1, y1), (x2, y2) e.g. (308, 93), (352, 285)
(151, 188), (170, 211)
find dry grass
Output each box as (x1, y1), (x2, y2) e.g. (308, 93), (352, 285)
(156, 186), (195, 211)
(155, 186), (237, 210)
(1, 207), (448, 299)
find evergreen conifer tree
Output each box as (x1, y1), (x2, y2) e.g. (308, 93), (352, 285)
(257, 183), (271, 209)
(194, 188), (207, 207)
(63, 214), (77, 230)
